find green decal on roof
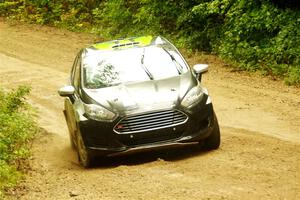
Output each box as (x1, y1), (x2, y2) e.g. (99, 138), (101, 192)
(133, 36), (153, 46)
(92, 42), (114, 50)
(91, 36), (154, 50)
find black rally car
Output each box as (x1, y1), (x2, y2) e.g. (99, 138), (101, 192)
(58, 36), (220, 167)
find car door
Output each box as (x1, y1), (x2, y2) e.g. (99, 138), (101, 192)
(64, 53), (82, 141)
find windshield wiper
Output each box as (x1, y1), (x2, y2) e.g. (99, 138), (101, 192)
(162, 48), (184, 75)
(140, 48), (154, 80)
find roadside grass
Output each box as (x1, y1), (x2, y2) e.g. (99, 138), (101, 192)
(0, 86), (37, 198)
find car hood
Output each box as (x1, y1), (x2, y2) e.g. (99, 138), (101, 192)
(83, 72), (196, 115)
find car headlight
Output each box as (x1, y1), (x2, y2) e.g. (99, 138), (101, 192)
(83, 103), (116, 121)
(181, 87), (204, 108)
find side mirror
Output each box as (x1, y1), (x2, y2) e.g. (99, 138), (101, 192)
(193, 64), (209, 81)
(58, 85), (75, 97)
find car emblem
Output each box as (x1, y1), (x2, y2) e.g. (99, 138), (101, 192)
(117, 124), (123, 129)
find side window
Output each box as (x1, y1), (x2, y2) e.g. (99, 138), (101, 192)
(72, 55), (81, 91)
(70, 56), (77, 83)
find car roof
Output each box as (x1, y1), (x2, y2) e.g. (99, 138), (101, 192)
(86, 36), (168, 51)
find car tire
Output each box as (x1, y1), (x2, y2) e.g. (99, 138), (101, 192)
(76, 130), (93, 168)
(63, 110), (76, 149)
(203, 113), (220, 150)
(69, 134), (76, 149)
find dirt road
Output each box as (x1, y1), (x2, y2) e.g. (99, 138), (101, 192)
(1, 20), (300, 200)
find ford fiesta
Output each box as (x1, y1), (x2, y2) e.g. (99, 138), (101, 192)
(58, 36), (220, 167)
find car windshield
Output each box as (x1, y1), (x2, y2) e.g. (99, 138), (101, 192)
(82, 45), (189, 89)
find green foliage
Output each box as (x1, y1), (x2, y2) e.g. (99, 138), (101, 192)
(213, 0), (300, 80)
(1, 0), (300, 85)
(0, 86), (37, 195)
(92, 0), (135, 36)
(285, 67), (300, 85)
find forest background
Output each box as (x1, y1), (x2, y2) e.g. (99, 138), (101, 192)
(1, 0), (299, 84)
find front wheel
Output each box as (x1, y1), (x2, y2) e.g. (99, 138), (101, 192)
(63, 110), (76, 149)
(76, 130), (94, 168)
(203, 113), (221, 150)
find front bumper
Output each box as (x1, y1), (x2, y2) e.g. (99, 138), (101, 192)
(77, 101), (216, 157)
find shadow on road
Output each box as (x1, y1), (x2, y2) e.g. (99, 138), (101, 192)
(88, 144), (212, 169)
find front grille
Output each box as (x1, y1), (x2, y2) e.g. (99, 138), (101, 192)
(122, 132), (183, 146)
(114, 109), (188, 134)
